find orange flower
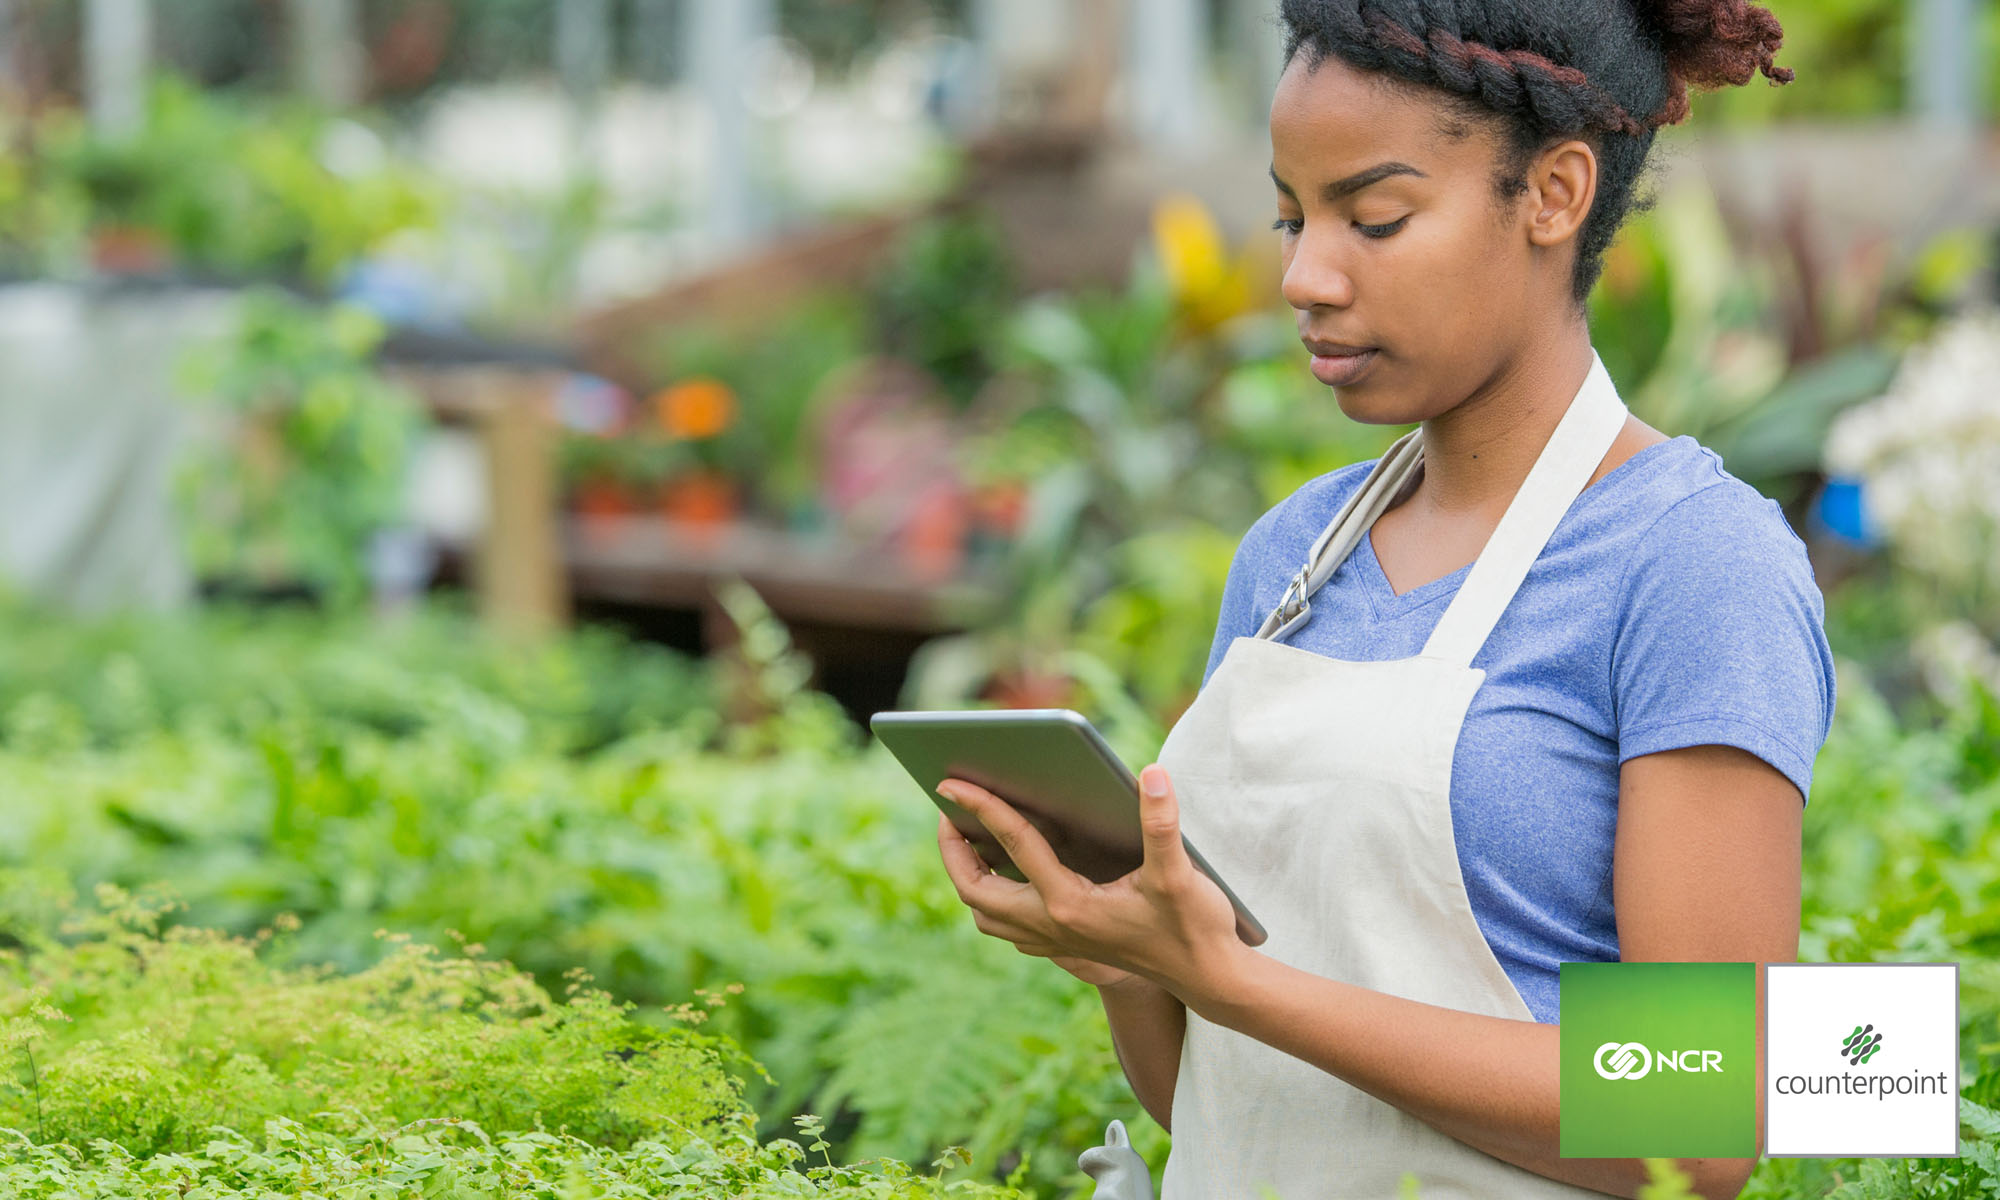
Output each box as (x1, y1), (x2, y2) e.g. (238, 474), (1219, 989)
(655, 378), (736, 439)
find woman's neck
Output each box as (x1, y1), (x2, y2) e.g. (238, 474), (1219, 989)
(1410, 324), (1597, 518)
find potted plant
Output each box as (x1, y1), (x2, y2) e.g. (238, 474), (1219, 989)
(651, 377), (745, 532)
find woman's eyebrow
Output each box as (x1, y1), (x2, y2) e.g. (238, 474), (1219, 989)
(1269, 161), (1427, 201)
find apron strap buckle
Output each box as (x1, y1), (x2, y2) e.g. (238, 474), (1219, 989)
(1271, 567), (1314, 641)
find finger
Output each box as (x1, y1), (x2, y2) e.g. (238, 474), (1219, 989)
(938, 811), (993, 885)
(937, 813), (1044, 924)
(971, 906), (1043, 945)
(1136, 764), (1195, 875)
(937, 779), (1079, 900)
(939, 813), (1009, 896)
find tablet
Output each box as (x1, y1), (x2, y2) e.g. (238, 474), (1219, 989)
(870, 707), (1268, 947)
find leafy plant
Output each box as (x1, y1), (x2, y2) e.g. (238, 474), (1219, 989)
(0, 883), (1023, 1199)
(0, 882), (748, 1155)
(865, 212), (1017, 411)
(174, 291), (426, 605)
(632, 281), (871, 523)
(3, 577), (1997, 1196)
(0, 597), (716, 756)
(905, 262), (1397, 720)
(1, 76), (435, 282)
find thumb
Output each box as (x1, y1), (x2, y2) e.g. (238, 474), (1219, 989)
(1137, 764), (1190, 868)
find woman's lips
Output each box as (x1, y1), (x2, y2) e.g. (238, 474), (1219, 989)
(1308, 347), (1378, 387)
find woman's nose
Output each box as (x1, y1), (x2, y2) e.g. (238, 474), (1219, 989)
(1280, 233), (1356, 312)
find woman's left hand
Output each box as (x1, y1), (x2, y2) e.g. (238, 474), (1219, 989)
(935, 764), (1248, 1001)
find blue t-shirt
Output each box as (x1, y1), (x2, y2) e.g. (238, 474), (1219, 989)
(1201, 434), (1836, 1024)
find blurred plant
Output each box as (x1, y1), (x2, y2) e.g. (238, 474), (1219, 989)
(0, 76), (436, 282)
(1150, 192), (1269, 335)
(1823, 309), (2000, 635)
(0, 595), (717, 757)
(907, 261), (1395, 724)
(1588, 185), (1911, 505)
(711, 577), (860, 758)
(641, 294), (870, 524)
(906, 271), (1240, 711)
(471, 174), (615, 328)
(174, 291), (426, 605)
(866, 210), (1016, 410)
(1073, 524), (1242, 724)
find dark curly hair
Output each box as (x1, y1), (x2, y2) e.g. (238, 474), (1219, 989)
(1278, 0), (1792, 303)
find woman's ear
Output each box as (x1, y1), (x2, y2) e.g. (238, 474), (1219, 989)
(1525, 139), (1597, 248)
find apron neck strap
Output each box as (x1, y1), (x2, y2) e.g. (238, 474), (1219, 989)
(1418, 352), (1628, 669)
(1256, 426), (1425, 641)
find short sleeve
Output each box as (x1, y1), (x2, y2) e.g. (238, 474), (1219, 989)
(1610, 482), (1837, 804)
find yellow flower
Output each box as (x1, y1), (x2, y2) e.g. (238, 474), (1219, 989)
(1151, 193), (1264, 332)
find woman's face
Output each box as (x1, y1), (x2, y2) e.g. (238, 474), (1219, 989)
(1268, 53), (1575, 425)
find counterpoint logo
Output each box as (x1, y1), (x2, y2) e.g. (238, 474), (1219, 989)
(1766, 964), (1958, 1158)
(1594, 1041), (1650, 1080)
(1841, 1023), (1882, 1066)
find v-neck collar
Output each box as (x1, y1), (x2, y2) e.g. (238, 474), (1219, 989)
(1348, 434), (1689, 620)
(1355, 526), (1467, 617)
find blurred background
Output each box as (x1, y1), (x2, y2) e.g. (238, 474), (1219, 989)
(1, 1), (1998, 1196)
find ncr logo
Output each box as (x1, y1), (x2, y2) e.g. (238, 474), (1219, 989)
(1593, 1041), (1725, 1080)
(1559, 963), (1756, 1158)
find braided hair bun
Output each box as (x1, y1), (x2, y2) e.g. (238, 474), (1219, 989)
(1639, 0), (1794, 127)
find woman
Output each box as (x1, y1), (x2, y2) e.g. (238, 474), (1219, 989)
(935, 1), (1833, 1196)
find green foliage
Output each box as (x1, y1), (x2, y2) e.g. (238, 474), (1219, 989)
(0, 598), (1103, 1192)
(1677, 0), (2000, 125)
(0, 883), (747, 1155)
(0, 598), (715, 757)
(868, 214), (1018, 410)
(0, 77), (435, 281)
(1798, 670), (2000, 972)
(907, 273), (1399, 717)
(174, 291), (427, 604)
(1585, 184), (1932, 508)
(0, 887), (1021, 1200)
(0, 1124), (1018, 1199)
(1726, 663), (2000, 1199)
(6, 590), (1999, 1196)
(636, 293), (872, 521)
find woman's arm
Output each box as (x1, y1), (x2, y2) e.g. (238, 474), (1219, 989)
(1098, 974), (1186, 1131)
(1174, 744), (1801, 1200)
(935, 814), (1191, 1129)
(940, 744), (1800, 1198)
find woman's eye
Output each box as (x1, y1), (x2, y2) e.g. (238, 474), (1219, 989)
(1355, 216), (1410, 239)
(1269, 216), (1304, 236)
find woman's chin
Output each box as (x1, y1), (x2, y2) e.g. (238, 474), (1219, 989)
(1331, 388), (1422, 427)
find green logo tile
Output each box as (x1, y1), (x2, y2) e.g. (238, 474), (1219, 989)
(1559, 962), (1757, 1157)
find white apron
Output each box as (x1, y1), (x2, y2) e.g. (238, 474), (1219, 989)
(1154, 354), (1627, 1199)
